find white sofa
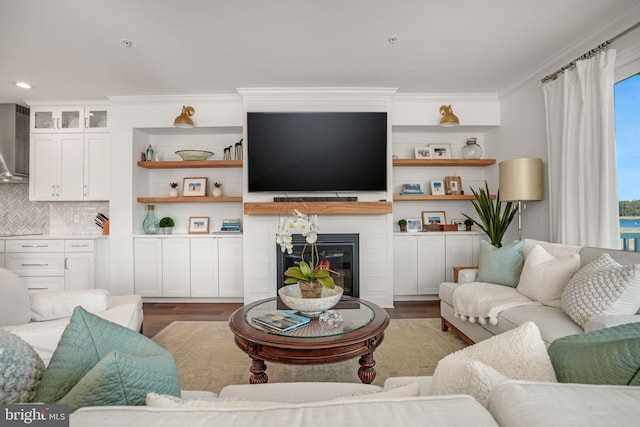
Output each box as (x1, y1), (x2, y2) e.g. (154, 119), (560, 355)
(68, 378), (640, 426)
(0, 268), (143, 366)
(439, 239), (640, 346)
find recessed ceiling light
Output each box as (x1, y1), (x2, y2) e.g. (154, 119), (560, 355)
(16, 82), (31, 89)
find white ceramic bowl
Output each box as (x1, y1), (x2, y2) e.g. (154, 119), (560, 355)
(278, 284), (343, 317)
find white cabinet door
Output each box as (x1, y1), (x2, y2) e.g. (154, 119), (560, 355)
(190, 238), (219, 297)
(162, 238), (190, 297)
(445, 234), (479, 282)
(84, 106), (109, 132)
(58, 134), (85, 200)
(218, 237), (243, 297)
(417, 234), (446, 295)
(31, 106), (84, 133)
(84, 133), (110, 200)
(30, 134), (59, 200)
(134, 238), (163, 296)
(64, 252), (95, 291)
(393, 235), (418, 295)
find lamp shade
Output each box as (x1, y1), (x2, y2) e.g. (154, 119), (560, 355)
(499, 158), (543, 201)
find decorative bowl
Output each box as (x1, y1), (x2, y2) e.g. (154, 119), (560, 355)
(175, 150), (214, 161)
(278, 284), (344, 317)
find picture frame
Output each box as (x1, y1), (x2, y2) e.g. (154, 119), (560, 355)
(400, 183), (424, 195)
(414, 146), (431, 159)
(406, 218), (423, 232)
(429, 144), (452, 159)
(430, 179), (445, 195)
(451, 218), (466, 231)
(188, 216), (210, 234)
(421, 211), (447, 226)
(445, 176), (462, 195)
(183, 177), (208, 197)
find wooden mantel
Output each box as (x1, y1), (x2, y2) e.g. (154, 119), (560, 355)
(243, 201), (393, 215)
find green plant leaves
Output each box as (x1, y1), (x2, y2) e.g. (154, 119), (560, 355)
(462, 181), (518, 247)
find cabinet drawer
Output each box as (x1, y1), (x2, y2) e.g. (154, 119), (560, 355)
(5, 253), (65, 276)
(22, 277), (65, 293)
(64, 239), (95, 252)
(6, 239), (64, 253)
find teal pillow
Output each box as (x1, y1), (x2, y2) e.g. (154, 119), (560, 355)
(548, 322), (640, 385)
(35, 307), (180, 411)
(476, 240), (525, 287)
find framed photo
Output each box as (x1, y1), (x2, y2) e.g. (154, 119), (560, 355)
(429, 144), (452, 159)
(430, 179), (445, 195)
(451, 218), (466, 231)
(183, 177), (208, 197)
(400, 183), (423, 195)
(406, 218), (422, 232)
(422, 211), (447, 226)
(445, 176), (462, 195)
(414, 146), (431, 159)
(188, 216), (210, 234)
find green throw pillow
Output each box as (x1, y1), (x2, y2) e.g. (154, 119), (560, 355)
(476, 240), (525, 287)
(35, 306), (180, 411)
(548, 322), (640, 385)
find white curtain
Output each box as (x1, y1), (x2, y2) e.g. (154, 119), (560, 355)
(543, 49), (620, 249)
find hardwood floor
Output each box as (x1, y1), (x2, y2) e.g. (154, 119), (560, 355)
(142, 300), (440, 337)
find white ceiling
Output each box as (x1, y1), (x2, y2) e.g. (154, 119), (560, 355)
(1, 0), (638, 104)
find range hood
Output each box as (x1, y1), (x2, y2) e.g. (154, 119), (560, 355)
(0, 104), (29, 183)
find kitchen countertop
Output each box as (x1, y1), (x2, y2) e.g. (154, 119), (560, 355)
(0, 234), (107, 240)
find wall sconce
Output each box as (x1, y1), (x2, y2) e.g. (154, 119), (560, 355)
(174, 106), (195, 128)
(499, 158), (543, 240)
(439, 105), (459, 127)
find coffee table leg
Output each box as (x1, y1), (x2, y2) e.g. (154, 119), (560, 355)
(249, 358), (268, 384)
(357, 352), (376, 384)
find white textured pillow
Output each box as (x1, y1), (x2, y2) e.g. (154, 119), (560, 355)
(517, 244), (580, 308)
(30, 289), (110, 321)
(561, 253), (640, 327)
(429, 322), (557, 406)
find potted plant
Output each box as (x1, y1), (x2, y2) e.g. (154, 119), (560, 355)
(169, 182), (179, 198)
(212, 182), (223, 197)
(463, 181), (518, 247)
(159, 217), (175, 234)
(464, 218), (474, 231)
(398, 219), (408, 232)
(276, 210), (339, 297)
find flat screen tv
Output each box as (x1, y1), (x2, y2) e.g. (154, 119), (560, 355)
(247, 112), (387, 192)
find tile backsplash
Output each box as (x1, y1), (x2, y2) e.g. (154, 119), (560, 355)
(0, 184), (108, 235)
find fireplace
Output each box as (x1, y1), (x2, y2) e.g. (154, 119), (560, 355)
(276, 233), (359, 297)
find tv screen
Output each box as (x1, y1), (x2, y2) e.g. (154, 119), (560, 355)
(247, 112), (387, 192)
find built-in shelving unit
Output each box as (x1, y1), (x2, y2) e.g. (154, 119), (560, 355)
(244, 201), (393, 215)
(393, 194), (495, 201)
(392, 158), (495, 167)
(137, 196), (242, 203)
(136, 160), (242, 169)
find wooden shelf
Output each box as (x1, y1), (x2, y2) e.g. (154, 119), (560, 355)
(137, 196), (243, 203)
(394, 194), (496, 201)
(392, 158), (496, 167)
(244, 201), (393, 215)
(137, 160), (242, 169)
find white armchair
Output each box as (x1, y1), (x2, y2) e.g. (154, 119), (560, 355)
(0, 268), (143, 366)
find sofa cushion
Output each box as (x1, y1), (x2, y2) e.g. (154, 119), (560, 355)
(30, 289), (110, 321)
(476, 240), (524, 287)
(547, 322), (640, 385)
(0, 330), (45, 403)
(561, 253), (640, 327)
(219, 382), (382, 403)
(0, 268), (31, 327)
(516, 244), (580, 308)
(430, 322), (556, 405)
(522, 239), (581, 260)
(34, 307), (180, 411)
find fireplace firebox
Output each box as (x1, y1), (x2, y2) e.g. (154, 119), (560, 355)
(276, 233), (359, 297)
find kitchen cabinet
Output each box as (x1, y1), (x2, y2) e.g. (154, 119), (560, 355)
(30, 105), (109, 133)
(5, 239), (97, 292)
(134, 236), (243, 299)
(393, 233), (480, 296)
(29, 132), (110, 201)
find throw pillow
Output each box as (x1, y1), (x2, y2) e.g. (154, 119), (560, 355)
(34, 306), (180, 411)
(429, 321), (557, 406)
(516, 244), (580, 308)
(561, 253), (640, 327)
(548, 322), (640, 385)
(476, 240), (525, 287)
(0, 268), (31, 327)
(0, 330), (45, 403)
(30, 289), (110, 321)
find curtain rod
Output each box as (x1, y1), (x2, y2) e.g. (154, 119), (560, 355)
(541, 20), (640, 84)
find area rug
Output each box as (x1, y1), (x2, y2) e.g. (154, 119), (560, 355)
(152, 318), (466, 394)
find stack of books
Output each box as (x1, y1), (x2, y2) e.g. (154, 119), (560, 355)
(252, 311), (310, 333)
(220, 218), (242, 232)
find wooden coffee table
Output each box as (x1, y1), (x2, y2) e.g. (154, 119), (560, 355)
(228, 296), (389, 384)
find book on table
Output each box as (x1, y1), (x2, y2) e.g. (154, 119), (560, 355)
(252, 311), (311, 332)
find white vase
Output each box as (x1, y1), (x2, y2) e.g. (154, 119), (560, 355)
(212, 187), (223, 197)
(169, 188), (179, 198)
